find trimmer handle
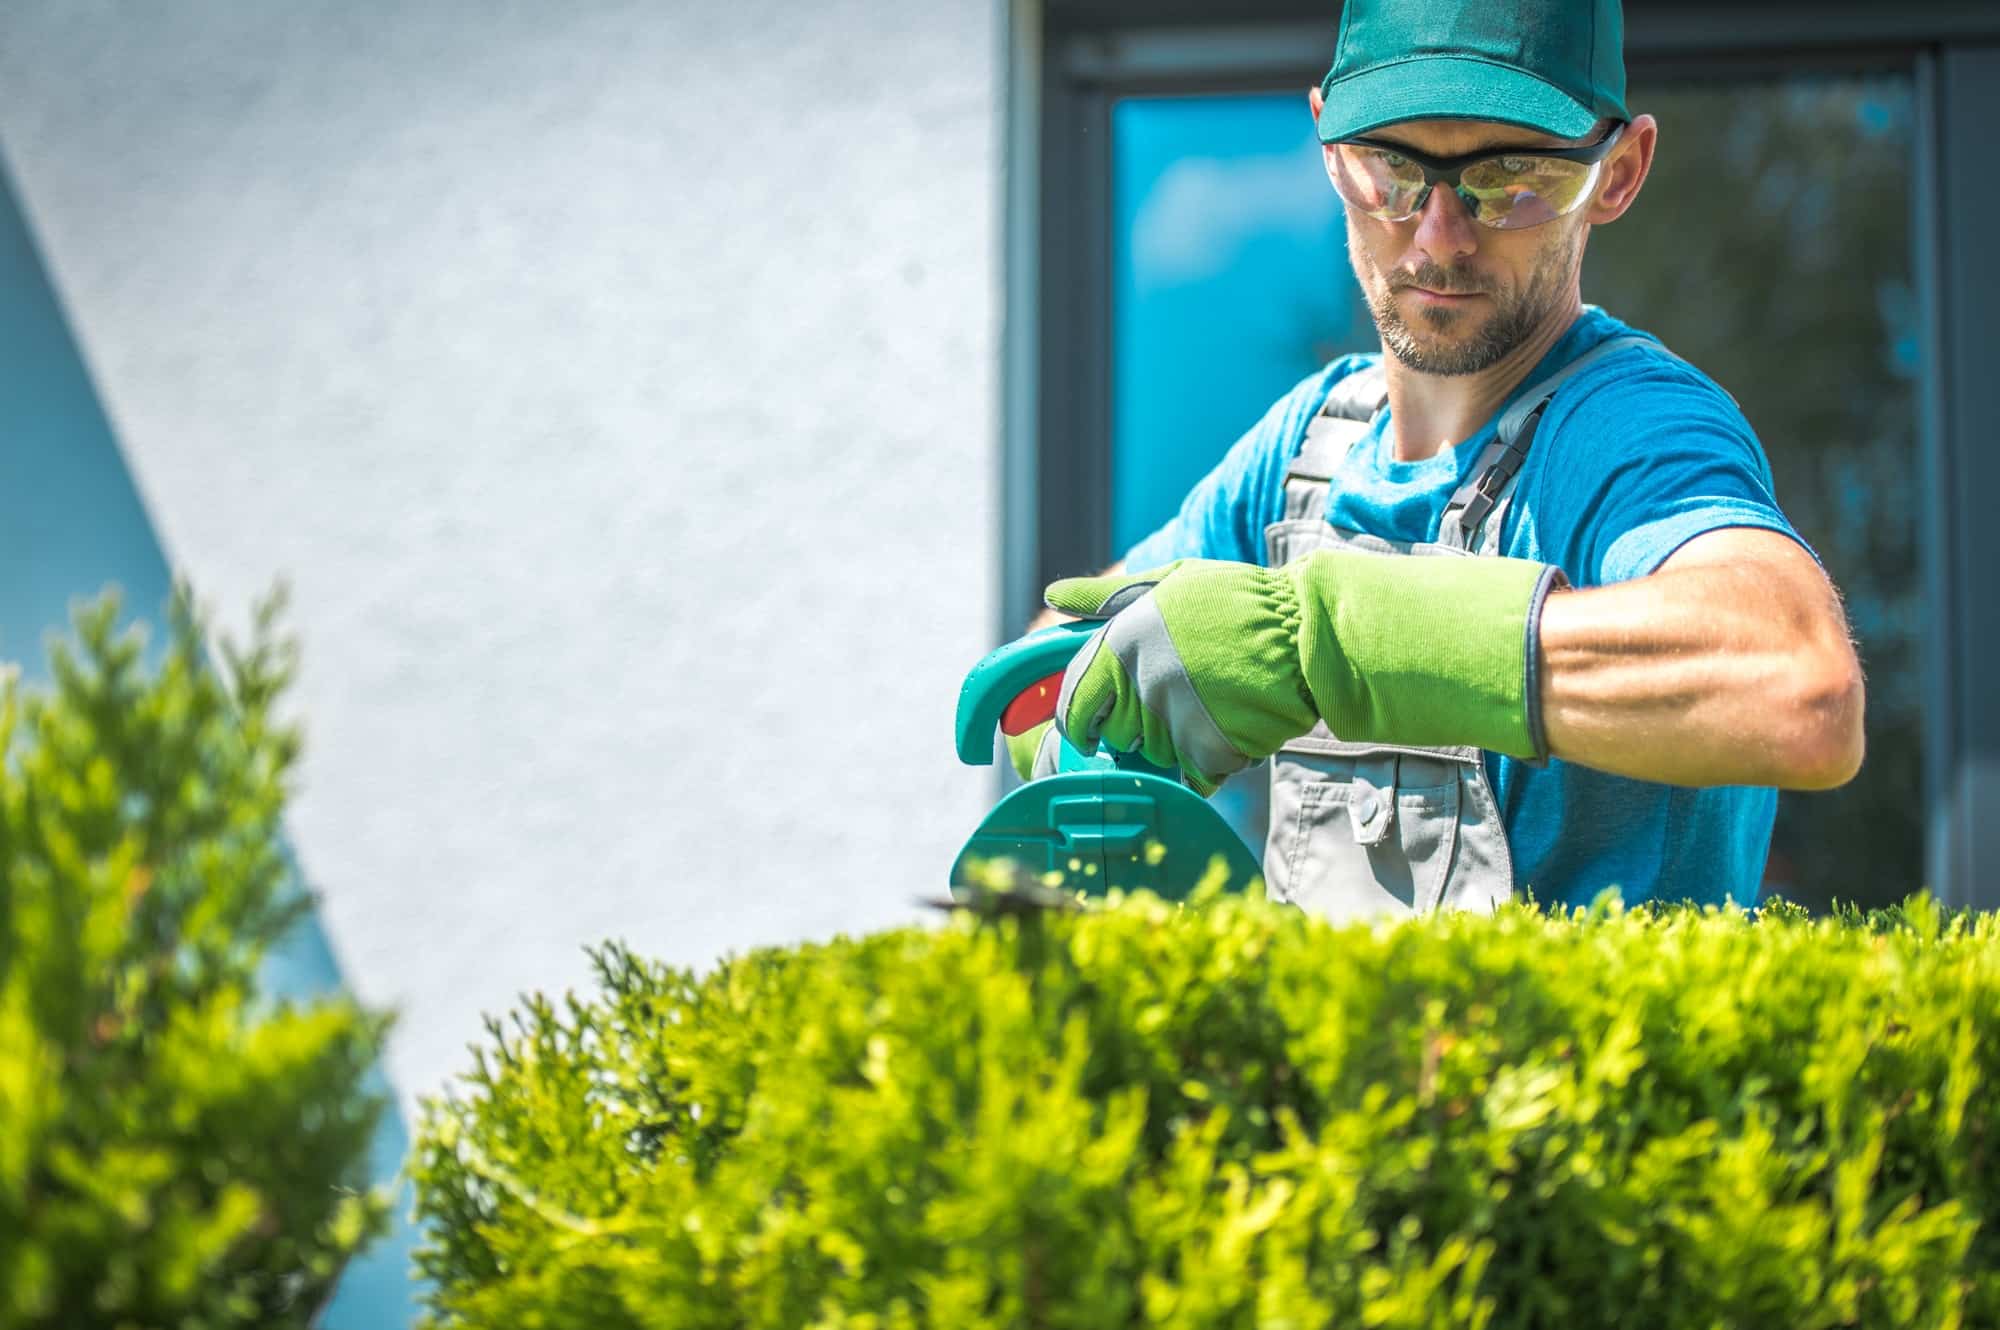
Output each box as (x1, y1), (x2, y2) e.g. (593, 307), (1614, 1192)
(954, 621), (1098, 765)
(954, 621), (1174, 780)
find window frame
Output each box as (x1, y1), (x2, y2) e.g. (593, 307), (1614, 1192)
(998, 0), (2000, 907)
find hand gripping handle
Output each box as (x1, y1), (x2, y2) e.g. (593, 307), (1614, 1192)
(955, 621), (1178, 781)
(954, 621), (1099, 765)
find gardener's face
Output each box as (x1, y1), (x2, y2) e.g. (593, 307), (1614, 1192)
(1314, 102), (1655, 376)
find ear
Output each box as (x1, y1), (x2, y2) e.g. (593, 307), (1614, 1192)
(1309, 86), (1341, 186)
(1584, 113), (1657, 225)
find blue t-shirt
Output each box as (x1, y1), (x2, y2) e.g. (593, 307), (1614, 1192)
(1124, 306), (1805, 910)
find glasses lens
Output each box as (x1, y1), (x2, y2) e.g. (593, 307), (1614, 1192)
(1459, 155), (1601, 229)
(1329, 143), (1428, 220)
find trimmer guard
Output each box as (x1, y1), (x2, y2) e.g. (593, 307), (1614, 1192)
(950, 768), (1262, 901)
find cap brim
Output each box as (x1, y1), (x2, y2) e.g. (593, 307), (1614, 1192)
(1316, 55), (1602, 143)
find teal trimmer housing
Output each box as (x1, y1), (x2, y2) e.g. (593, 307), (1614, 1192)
(951, 621), (1263, 901)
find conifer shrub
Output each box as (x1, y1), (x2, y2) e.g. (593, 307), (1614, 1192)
(0, 595), (391, 1328)
(414, 883), (1999, 1329)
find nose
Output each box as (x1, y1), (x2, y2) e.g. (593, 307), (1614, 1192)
(1409, 182), (1479, 266)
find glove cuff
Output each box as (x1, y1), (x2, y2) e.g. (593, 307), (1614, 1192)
(1289, 549), (1558, 758)
(1521, 564), (1569, 765)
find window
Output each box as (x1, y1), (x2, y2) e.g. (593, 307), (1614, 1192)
(1005, 3), (2000, 907)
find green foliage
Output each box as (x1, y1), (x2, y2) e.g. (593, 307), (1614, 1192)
(415, 888), (2000, 1328)
(0, 592), (391, 1329)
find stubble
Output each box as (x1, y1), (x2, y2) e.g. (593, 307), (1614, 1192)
(1355, 221), (1583, 376)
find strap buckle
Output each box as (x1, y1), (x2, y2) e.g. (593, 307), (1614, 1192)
(1452, 462), (1512, 531)
(1472, 464), (1512, 500)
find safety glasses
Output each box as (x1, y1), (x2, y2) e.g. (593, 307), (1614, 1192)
(1328, 123), (1625, 230)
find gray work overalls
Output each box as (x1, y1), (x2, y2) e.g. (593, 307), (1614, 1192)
(1261, 336), (1652, 923)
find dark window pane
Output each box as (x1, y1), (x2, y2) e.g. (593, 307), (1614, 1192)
(1584, 77), (1922, 910)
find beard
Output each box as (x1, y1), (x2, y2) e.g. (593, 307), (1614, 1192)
(1356, 221), (1581, 376)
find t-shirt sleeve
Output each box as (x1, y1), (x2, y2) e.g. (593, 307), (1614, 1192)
(1529, 353), (1812, 588)
(1121, 362), (1355, 570)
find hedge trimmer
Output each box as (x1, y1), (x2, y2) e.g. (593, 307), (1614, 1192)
(950, 621), (1262, 902)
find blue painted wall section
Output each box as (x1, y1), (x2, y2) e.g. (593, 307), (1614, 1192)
(0, 151), (421, 1328)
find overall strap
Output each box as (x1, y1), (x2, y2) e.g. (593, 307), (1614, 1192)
(1281, 364), (1388, 522)
(1435, 334), (1658, 553)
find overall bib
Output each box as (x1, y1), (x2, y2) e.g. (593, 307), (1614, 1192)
(1260, 336), (1652, 923)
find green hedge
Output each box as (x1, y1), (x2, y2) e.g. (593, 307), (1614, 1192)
(0, 595), (390, 1328)
(414, 883), (1999, 1329)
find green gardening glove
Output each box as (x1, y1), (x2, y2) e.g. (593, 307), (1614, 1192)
(1004, 721), (1057, 781)
(1047, 551), (1565, 793)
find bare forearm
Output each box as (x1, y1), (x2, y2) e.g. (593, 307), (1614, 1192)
(1537, 533), (1865, 789)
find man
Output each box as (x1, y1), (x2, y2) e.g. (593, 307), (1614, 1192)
(1020, 0), (1864, 917)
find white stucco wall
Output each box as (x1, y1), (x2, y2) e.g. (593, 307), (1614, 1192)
(0, 0), (1000, 1108)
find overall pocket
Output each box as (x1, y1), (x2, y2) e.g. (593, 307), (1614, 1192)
(1266, 746), (1467, 921)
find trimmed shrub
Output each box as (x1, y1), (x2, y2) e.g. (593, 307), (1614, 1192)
(0, 594), (391, 1329)
(414, 885), (1999, 1329)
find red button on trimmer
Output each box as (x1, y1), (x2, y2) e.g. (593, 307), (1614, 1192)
(999, 670), (1065, 735)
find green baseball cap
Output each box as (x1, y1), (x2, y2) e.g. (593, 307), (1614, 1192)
(1316, 0), (1631, 144)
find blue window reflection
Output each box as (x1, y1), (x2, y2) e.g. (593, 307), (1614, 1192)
(1111, 94), (1372, 555)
